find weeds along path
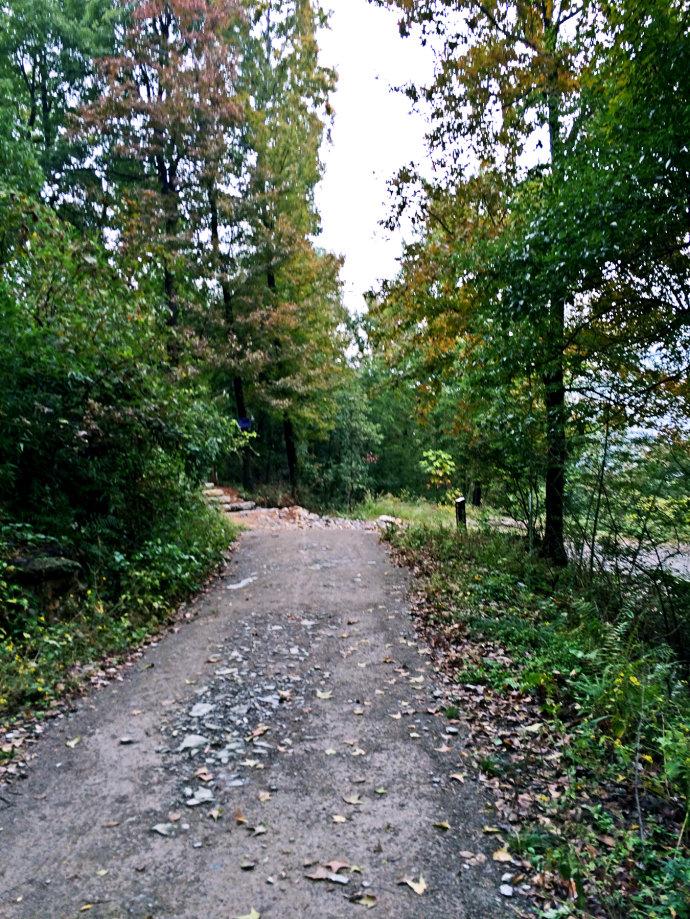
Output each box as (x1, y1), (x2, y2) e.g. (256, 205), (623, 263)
(0, 520), (514, 919)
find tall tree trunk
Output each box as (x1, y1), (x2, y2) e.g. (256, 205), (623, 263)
(209, 188), (248, 421)
(283, 415), (297, 498)
(542, 347), (568, 565)
(541, 56), (568, 566)
(163, 259), (177, 327)
(209, 186), (251, 488)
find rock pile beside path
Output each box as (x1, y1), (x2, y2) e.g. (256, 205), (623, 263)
(235, 505), (376, 531)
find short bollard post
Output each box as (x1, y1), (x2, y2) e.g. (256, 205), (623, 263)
(455, 495), (467, 530)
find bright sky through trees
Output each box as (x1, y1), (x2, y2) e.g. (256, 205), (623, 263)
(316, 0), (433, 314)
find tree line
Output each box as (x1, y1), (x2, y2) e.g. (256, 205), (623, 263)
(0, 0), (351, 712)
(365, 0), (690, 569)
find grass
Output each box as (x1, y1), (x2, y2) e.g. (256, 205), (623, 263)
(346, 493), (461, 526)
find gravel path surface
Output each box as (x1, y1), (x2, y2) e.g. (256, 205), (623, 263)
(0, 523), (514, 918)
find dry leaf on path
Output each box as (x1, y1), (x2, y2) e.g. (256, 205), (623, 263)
(492, 847), (513, 863)
(332, 814), (348, 824)
(316, 690), (333, 700)
(342, 794), (362, 806)
(399, 875), (427, 895)
(305, 865), (350, 885)
(235, 910), (261, 919)
(65, 737), (81, 749)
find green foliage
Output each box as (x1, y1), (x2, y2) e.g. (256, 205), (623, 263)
(299, 382), (382, 510)
(419, 449), (456, 496)
(0, 193), (241, 719)
(0, 503), (235, 715)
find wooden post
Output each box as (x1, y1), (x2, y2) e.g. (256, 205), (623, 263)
(455, 496), (467, 530)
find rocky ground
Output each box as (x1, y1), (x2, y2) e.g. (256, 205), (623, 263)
(0, 515), (525, 919)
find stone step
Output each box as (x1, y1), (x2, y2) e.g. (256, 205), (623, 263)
(220, 501), (257, 513)
(203, 488), (225, 498)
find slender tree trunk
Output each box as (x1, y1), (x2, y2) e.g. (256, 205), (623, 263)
(209, 186), (251, 488)
(472, 483), (482, 507)
(542, 356), (568, 565)
(209, 187), (248, 421)
(541, 56), (569, 566)
(163, 260), (177, 327)
(283, 415), (297, 498)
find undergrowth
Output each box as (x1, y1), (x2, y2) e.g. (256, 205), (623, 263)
(390, 523), (690, 918)
(0, 497), (236, 721)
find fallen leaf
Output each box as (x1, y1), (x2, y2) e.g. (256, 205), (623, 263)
(492, 847), (513, 863)
(332, 814), (348, 824)
(235, 910), (260, 919)
(79, 906), (93, 913)
(350, 893), (378, 908)
(374, 787), (387, 796)
(65, 737), (81, 749)
(251, 824), (267, 837)
(152, 823), (174, 837)
(240, 859), (256, 871)
(325, 748), (337, 756)
(342, 794), (362, 806)
(399, 875), (427, 895)
(351, 747), (366, 757)
(258, 790), (271, 803)
(234, 809), (247, 825)
(102, 820), (120, 828)
(195, 767), (213, 782)
(95, 869), (108, 877)
(325, 860), (350, 873)
(450, 772), (466, 783)
(208, 806), (223, 821)
(305, 865), (350, 885)
(433, 821), (451, 831)
(482, 825), (500, 834)
(316, 690), (333, 700)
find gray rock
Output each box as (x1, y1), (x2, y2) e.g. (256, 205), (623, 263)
(178, 734), (208, 752)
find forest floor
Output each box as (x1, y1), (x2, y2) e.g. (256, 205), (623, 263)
(0, 515), (521, 919)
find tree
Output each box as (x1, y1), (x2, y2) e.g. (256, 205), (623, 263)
(374, 0), (606, 562)
(373, 0), (690, 563)
(217, 0), (341, 493)
(79, 0), (243, 327)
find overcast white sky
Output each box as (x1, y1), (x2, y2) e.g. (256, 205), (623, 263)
(315, 0), (434, 314)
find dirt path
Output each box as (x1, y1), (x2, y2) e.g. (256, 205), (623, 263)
(0, 523), (515, 919)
